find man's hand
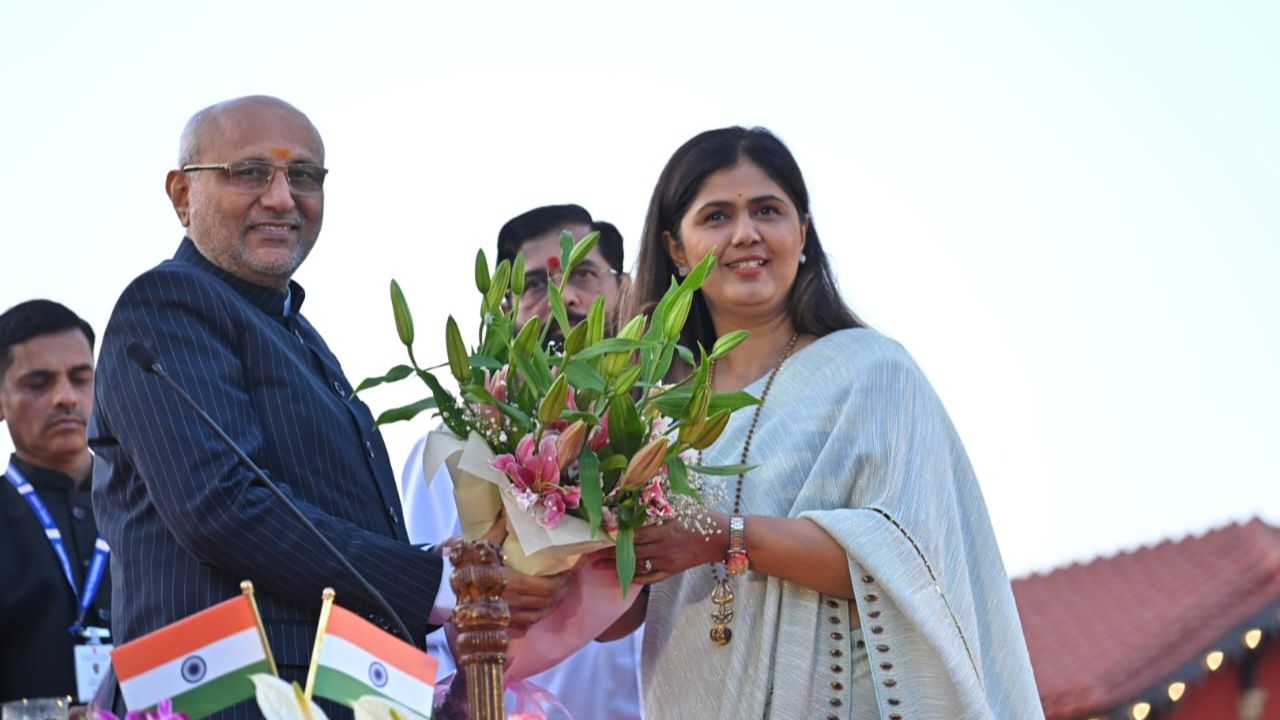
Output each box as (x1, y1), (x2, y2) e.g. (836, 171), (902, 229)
(502, 566), (574, 629)
(482, 512), (576, 630)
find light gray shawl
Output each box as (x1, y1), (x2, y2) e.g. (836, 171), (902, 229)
(641, 329), (1043, 719)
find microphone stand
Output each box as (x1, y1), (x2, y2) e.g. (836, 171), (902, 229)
(126, 341), (416, 643)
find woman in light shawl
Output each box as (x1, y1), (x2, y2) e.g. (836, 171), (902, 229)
(598, 127), (1043, 719)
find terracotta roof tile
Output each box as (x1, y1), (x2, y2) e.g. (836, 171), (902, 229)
(1011, 518), (1280, 719)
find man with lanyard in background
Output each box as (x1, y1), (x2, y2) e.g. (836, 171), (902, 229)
(0, 300), (111, 704)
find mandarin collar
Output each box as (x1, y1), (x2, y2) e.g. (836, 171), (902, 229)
(6, 454), (81, 493)
(173, 237), (306, 318)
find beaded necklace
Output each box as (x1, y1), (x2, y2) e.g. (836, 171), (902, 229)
(707, 331), (799, 645)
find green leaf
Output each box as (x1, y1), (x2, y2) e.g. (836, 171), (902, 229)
(579, 447), (603, 534)
(481, 313), (513, 361)
(563, 359), (606, 392)
(511, 350), (552, 395)
(461, 385), (498, 406)
(445, 316), (469, 383)
(573, 388), (602, 411)
(389, 280), (414, 347)
(547, 283), (571, 341)
(666, 454), (701, 499)
(708, 390), (763, 414)
(650, 387), (761, 417)
(616, 526), (636, 598)
(689, 463), (759, 476)
(599, 454), (628, 473)
(415, 369), (468, 437)
(675, 344), (695, 366)
(474, 249), (491, 294)
(651, 344), (676, 385)
(469, 354), (504, 370)
(711, 329), (750, 360)
(573, 337), (652, 361)
(373, 397), (437, 426)
(353, 364), (414, 395)
(607, 393), (644, 457)
(682, 251), (717, 291)
(496, 400), (534, 430)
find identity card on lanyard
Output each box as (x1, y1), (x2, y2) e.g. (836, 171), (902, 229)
(6, 461), (113, 701)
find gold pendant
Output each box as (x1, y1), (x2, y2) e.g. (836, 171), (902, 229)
(709, 578), (735, 645)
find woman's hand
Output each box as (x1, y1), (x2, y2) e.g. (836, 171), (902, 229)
(593, 511), (730, 585)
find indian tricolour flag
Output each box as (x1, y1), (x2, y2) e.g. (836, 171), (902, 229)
(312, 605), (438, 716)
(111, 595), (274, 719)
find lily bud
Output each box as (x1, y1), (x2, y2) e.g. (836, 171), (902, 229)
(510, 251), (526, 297)
(612, 364), (644, 397)
(539, 373), (570, 427)
(512, 315), (541, 356)
(586, 295), (606, 346)
(555, 420), (588, 468)
(687, 409), (731, 450)
(445, 316), (468, 383)
(603, 315), (646, 378)
(620, 437), (669, 490)
(390, 280), (415, 347)
(663, 291), (693, 343)
(474, 250), (491, 294)
(563, 320), (588, 356)
(683, 383), (710, 424)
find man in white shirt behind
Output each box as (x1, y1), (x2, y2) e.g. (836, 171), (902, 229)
(402, 205), (643, 720)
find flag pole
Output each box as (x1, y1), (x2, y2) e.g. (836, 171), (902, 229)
(304, 588), (336, 702)
(240, 580), (278, 677)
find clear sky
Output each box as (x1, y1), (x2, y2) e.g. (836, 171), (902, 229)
(2, 1), (1276, 576)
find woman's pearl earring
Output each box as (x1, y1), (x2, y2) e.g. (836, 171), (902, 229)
(677, 266), (689, 277)
(799, 253), (808, 265)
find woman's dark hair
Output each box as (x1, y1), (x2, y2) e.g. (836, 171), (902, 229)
(626, 126), (863, 372)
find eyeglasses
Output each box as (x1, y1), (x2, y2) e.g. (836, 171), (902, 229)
(181, 161), (328, 194)
(522, 265), (620, 302)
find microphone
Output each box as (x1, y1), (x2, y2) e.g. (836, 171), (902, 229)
(125, 341), (416, 643)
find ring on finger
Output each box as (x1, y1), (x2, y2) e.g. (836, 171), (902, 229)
(643, 558), (653, 574)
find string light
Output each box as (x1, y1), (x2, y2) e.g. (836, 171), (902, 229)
(1167, 682), (1186, 702)
(1204, 650), (1225, 671)
(1243, 628), (1263, 649)
(1130, 701), (1152, 720)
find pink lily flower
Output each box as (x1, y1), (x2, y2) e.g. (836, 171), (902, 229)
(540, 492), (567, 527)
(491, 433), (562, 494)
(588, 410), (610, 452)
(641, 479), (676, 519)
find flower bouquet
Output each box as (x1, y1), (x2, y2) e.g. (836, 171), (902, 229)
(358, 233), (759, 676)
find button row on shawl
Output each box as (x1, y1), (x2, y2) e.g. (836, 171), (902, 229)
(824, 594), (852, 718)
(859, 572), (904, 716)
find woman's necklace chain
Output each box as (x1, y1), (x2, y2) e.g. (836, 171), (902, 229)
(707, 331), (799, 645)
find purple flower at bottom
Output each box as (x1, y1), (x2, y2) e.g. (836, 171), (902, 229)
(97, 698), (188, 720)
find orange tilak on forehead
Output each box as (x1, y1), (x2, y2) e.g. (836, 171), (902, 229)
(270, 147), (292, 161)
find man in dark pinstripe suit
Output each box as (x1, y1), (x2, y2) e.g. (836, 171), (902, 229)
(90, 96), (570, 717)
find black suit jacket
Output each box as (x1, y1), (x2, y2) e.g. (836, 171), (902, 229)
(90, 239), (441, 709)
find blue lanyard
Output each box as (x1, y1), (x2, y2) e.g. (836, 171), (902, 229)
(5, 462), (110, 636)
